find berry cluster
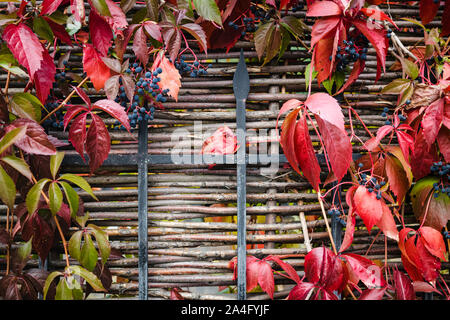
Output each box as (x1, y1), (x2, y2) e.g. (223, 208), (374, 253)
(430, 161), (449, 178)
(42, 99), (64, 131)
(113, 62), (168, 129)
(174, 56), (210, 78)
(291, 3), (305, 12)
(333, 36), (369, 72)
(327, 208), (347, 227)
(432, 180), (450, 198)
(357, 164), (386, 200)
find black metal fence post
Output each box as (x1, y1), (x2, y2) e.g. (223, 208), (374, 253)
(233, 49), (250, 300)
(137, 106), (149, 300)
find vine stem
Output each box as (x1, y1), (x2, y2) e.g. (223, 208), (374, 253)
(317, 191), (337, 255)
(39, 77), (89, 125)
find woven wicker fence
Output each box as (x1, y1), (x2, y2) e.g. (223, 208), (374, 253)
(0, 1), (449, 300)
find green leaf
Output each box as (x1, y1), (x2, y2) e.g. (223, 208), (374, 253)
(401, 58), (419, 80)
(33, 16), (54, 42)
(381, 78), (411, 94)
(59, 173), (98, 201)
(305, 63), (318, 92)
(280, 16), (305, 39)
(0, 53), (28, 77)
(10, 92), (43, 122)
(43, 270), (63, 300)
(263, 24), (282, 66)
(59, 181), (79, 217)
(398, 83), (414, 107)
(278, 26), (291, 59)
(410, 176), (450, 230)
(50, 151), (64, 180)
(16, 238), (32, 264)
(254, 22), (274, 61)
(322, 76), (335, 95)
(192, 0), (222, 26)
(88, 224), (111, 264)
(334, 70), (345, 91)
(55, 278), (74, 300)
(68, 265), (106, 292)
(0, 126), (26, 155)
(68, 230), (82, 262)
(80, 233), (98, 271)
(0, 166), (16, 209)
(48, 181), (63, 216)
(91, 0), (112, 17)
(0, 155), (33, 181)
(26, 178), (50, 215)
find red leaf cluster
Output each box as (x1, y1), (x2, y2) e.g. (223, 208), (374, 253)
(277, 93), (352, 190)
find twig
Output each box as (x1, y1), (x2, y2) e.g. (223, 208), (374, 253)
(39, 77), (89, 124)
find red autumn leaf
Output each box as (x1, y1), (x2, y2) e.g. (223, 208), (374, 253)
(151, 51), (182, 101)
(287, 282), (315, 300)
(315, 116), (352, 182)
(415, 235), (441, 282)
(276, 99), (303, 130)
(33, 48), (56, 104)
(352, 18), (388, 82)
(180, 23), (207, 54)
(68, 113), (88, 162)
(358, 287), (386, 300)
(44, 17), (73, 46)
(201, 126), (238, 155)
(399, 229), (442, 282)
(411, 129), (438, 179)
(73, 86), (92, 107)
(360, 7), (398, 29)
(314, 35), (335, 84)
(3, 23), (44, 79)
(419, 226), (447, 261)
(294, 112), (321, 191)
(412, 281), (442, 294)
(5, 119), (56, 155)
(340, 213), (356, 251)
(103, 0), (128, 35)
(352, 185), (383, 233)
(394, 269), (415, 300)
(309, 16), (341, 49)
(85, 113), (111, 174)
(420, 0), (440, 25)
(257, 260), (275, 299)
(21, 207), (55, 262)
(89, 9), (113, 57)
(143, 21), (162, 42)
(306, 1), (342, 17)
(70, 0), (85, 22)
(376, 196), (399, 241)
(421, 98), (444, 147)
(83, 44), (111, 91)
(265, 255), (300, 284)
(132, 26), (149, 65)
(437, 127), (450, 162)
(384, 154), (410, 205)
(304, 246), (346, 293)
(245, 256), (260, 292)
(335, 58), (366, 95)
(304, 93), (345, 132)
(279, 108), (302, 175)
(40, 0), (64, 16)
(342, 253), (386, 289)
(396, 130), (414, 162)
(64, 105), (85, 132)
(92, 99), (131, 132)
